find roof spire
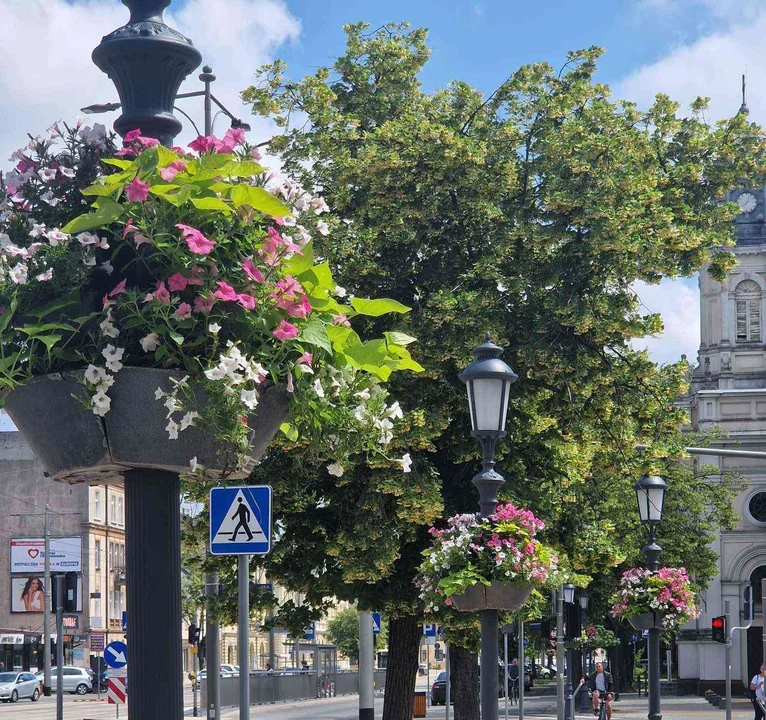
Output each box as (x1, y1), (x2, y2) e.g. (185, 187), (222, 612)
(740, 73), (750, 116)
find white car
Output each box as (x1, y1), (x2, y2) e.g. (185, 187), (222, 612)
(35, 666), (92, 695)
(0, 671), (41, 703)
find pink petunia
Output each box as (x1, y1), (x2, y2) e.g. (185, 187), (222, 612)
(223, 127), (246, 148)
(237, 293), (257, 310)
(332, 314), (351, 327)
(115, 147), (137, 159)
(188, 135), (223, 155)
(167, 272), (189, 292)
(188, 266), (206, 286)
(241, 257), (265, 283)
(193, 292), (216, 314)
(176, 224), (215, 255)
(122, 218), (136, 239)
(213, 281), (239, 302)
(175, 302), (192, 318)
(272, 320), (299, 341)
(286, 294), (312, 319)
(125, 177), (150, 202)
(109, 278), (127, 297)
(159, 161), (187, 182)
(297, 352), (313, 367)
(124, 129), (142, 142)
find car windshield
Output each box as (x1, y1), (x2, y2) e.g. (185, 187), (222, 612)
(436, 671), (446, 682)
(0, 673), (17, 682)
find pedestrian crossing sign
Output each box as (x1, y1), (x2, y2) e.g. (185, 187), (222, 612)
(209, 485), (272, 555)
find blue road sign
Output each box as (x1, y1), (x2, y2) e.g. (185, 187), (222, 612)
(210, 486), (272, 555)
(104, 641), (128, 669)
(372, 613), (382, 636)
(304, 623), (316, 641)
(423, 623), (437, 638)
(121, 610), (127, 633)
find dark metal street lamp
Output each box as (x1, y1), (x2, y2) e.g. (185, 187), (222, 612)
(459, 334), (517, 720)
(634, 475), (668, 720)
(563, 585), (575, 720)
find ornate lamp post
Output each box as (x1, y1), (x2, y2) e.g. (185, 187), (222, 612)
(562, 583), (575, 720)
(459, 334), (518, 720)
(635, 475), (668, 720)
(578, 592), (591, 712)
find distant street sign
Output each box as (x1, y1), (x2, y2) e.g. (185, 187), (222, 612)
(423, 623), (437, 638)
(107, 677), (126, 704)
(372, 613), (382, 636)
(304, 623), (316, 641)
(209, 486), (272, 555)
(121, 610), (127, 633)
(91, 634), (105, 652)
(104, 640), (128, 669)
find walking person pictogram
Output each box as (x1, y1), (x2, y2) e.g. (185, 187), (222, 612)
(230, 497), (254, 542)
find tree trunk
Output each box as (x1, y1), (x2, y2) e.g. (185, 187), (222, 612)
(450, 644), (480, 720)
(382, 614), (420, 720)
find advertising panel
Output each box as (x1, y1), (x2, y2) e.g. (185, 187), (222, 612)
(11, 576), (83, 613)
(10, 537), (82, 573)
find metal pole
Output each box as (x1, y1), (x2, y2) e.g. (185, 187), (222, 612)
(519, 619), (525, 719)
(504, 630), (509, 719)
(481, 609), (500, 720)
(445, 644), (451, 720)
(666, 648), (672, 683)
(193, 611), (199, 717)
(207, 571), (221, 719)
(645, 527), (662, 720)
(238, 554), (250, 720)
(359, 612), (374, 720)
(725, 599), (732, 720)
(201, 65), (214, 136)
(556, 589), (565, 720)
(565, 647), (574, 720)
(55, 574), (63, 720)
(43, 505), (52, 696)
(762, 579), (766, 672)
(427, 641), (431, 705)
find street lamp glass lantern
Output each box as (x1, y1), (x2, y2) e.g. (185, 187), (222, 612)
(563, 584), (575, 605)
(459, 335), (518, 435)
(579, 593), (589, 611)
(634, 475), (668, 525)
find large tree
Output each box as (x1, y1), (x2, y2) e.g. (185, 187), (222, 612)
(237, 24), (763, 718)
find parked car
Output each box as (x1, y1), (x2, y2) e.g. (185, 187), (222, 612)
(0, 672), (41, 703)
(220, 664), (239, 676)
(34, 666), (92, 695)
(527, 661), (554, 678)
(431, 666), (510, 706)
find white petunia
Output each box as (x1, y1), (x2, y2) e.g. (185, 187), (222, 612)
(154, 387), (164, 400)
(84, 365), (108, 385)
(77, 232), (98, 246)
(35, 268), (53, 282)
(353, 406), (367, 423)
(189, 457), (199, 473)
(38, 167), (57, 182)
(82, 254), (96, 267)
(59, 167), (76, 179)
(166, 419), (179, 440)
(102, 345), (125, 372)
(354, 388), (371, 401)
(240, 388), (259, 410)
(316, 221), (330, 236)
(297, 363), (313, 375)
(91, 390), (111, 416)
(100, 260), (114, 275)
(313, 378), (325, 398)
(204, 366), (227, 381)
(9, 264), (28, 284)
(140, 333), (160, 353)
(29, 223), (46, 238)
(386, 401), (403, 420)
(40, 191), (59, 206)
(327, 461), (344, 477)
(99, 316), (119, 339)
(395, 453), (411, 473)
(180, 411), (199, 431)
(208, 323), (221, 335)
(333, 285), (347, 298)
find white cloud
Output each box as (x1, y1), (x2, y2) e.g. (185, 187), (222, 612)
(631, 279), (700, 365)
(0, 0), (300, 163)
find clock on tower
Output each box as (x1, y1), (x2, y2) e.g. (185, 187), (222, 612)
(730, 188), (766, 246)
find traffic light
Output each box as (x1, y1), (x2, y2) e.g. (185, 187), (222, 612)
(188, 625), (200, 646)
(64, 572), (78, 613)
(712, 616), (726, 643)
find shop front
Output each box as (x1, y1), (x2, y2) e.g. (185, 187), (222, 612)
(0, 632), (42, 672)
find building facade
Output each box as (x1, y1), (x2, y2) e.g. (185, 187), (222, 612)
(679, 179), (766, 692)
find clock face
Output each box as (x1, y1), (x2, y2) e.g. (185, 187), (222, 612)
(737, 192), (758, 214)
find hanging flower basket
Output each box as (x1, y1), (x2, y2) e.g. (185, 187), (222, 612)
(628, 611), (665, 632)
(5, 367), (290, 483)
(449, 582), (533, 612)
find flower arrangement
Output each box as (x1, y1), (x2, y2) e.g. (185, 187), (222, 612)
(416, 503), (560, 612)
(571, 623), (619, 650)
(0, 120), (422, 475)
(611, 567), (698, 631)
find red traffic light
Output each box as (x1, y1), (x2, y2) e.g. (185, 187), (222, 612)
(712, 618), (724, 629)
(712, 615), (726, 643)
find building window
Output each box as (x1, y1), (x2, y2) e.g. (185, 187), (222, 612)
(751, 566), (766, 607)
(94, 490), (102, 522)
(117, 496), (124, 526)
(736, 280), (761, 343)
(95, 539), (101, 570)
(748, 492), (766, 525)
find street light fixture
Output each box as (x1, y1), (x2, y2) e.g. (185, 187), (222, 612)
(634, 475), (667, 720)
(578, 593), (590, 611)
(562, 584), (575, 605)
(459, 334), (517, 720)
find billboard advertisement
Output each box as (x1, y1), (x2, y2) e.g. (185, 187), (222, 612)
(10, 537), (82, 573)
(11, 576), (83, 613)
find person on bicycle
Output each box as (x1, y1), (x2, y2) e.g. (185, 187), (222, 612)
(749, 663), (766, 720)
(508, 658), (520, 700)
(587, 662), (613, 719)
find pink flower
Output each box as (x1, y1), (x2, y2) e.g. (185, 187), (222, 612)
(175, 302), (192, 318)
(159, 161), (187, 182)
(115, 147), (137, 159)
(124, 129), (142, 142)
(188, 135), (223, 154)
(125, 177), (150, 202)
(241, 257), (265, 283)
(251, 146), (262, 161)
(167, 272), (189, 292)
(188, 266), (206, 286)
(287, 294), (311, 319)
(122, 219), (135, 239)
(109, 278), (127, 297)
(176, 224), (215, 255)
(223, 127), (246, 148)
(146, 281), (171, 304)
(237, 293), (257, 310)
(333, 314), (351, 327)
(273, 320), (299, 341)
(297, 352), (313, 367)
(193, 292), (216, 314)
(213, 281), (239, 302)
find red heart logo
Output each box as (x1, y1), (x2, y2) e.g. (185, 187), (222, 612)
(27, 549), (39, 559)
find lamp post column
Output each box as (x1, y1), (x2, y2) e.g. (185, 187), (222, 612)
(645, 527), (662, 720)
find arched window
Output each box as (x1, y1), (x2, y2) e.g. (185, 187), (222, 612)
(736, 280), (762, 343)
(750, 565), (766, 607)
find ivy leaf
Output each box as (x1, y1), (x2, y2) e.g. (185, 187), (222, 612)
(350, 297), (411, 316)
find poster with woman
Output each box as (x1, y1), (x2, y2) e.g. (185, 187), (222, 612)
(11, 577), (44, 612)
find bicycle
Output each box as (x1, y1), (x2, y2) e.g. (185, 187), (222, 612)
(508, 676), (519, 705)
(588, 689), (611, 720)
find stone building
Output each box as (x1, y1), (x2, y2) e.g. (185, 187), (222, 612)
(678, 171), (766, 692)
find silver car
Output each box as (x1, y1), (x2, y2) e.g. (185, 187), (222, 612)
(35, 666), (92, 694)
(0, 671), (41, 702)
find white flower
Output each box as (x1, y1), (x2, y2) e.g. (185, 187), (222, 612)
(38, 167), (57, 183)
(386, 401), (403, 420)
(354, 388), (371, 401)
(59, 167), (76, 179)
(166, 419), (179, 440)
(377, 417), (394, 445)
(164, 396), (180, 417)
(91, 390), (111, 416)
(189, 457), (199, 473)
(327, 461), (344, 477)
(40, 191), (59, 206)
(29, 223), (46, 238)
(140, 333), (160, 353)
(84, 365), (109, 385)
(82, 254), (96, 267)
(204, 366), (227, 381)
(316, 221), (330, 236)
(9, 264), (27, 284)
(333, 285), (347, 298)
(100, 260), (114, 275)
(35, 268), (53, 282)
(310, 196), (329, 214)
(99, 315), (119, 339)
(180, 411), (199, 431)
(154, 386), (164, 401)
(240, 388), (259, 410)
(208, 323), (221, 335)
(97, 376), (115, 392)
(297, 363), (314, 374)
(102, 345), (124, 372)
(353, 406), (367, 423)
(314, 378), (325, 398)
(45, 229), (69, 246)
(79, 123), (107, 148)
(77, 232), (98, 246)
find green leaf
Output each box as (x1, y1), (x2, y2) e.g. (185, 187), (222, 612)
(191, 196), (233, 214)
(30, 295), (79, 320)
(283, 241), (314, 277)
(350, 297), (411, 316)
(61, 197), (124, 234)
(220, 161), (266, 178)
(280, 422), (299, 441)
(19, 322), (76, 336)
(168, 330), (185, 346)
(33, 334), (63, 351)
(299, 321), (332, 354)
(385, 331), (418, 346)
(81, 173), (128, 196)
(229, 185), (291, 217)
(345, 339), (388, 370)
(297, 262), (334, 292)
(148, 184), (180, 196)
(0, 297), (18, 335)
(156, 145), (180, 167)
(102, 158), (135, 170)
(155, 345), (169, 361)
(326, 324), (362, 352)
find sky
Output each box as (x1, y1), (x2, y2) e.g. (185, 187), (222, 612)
(1, 0), (765, 371)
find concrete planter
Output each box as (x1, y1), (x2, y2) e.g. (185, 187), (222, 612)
(4, 367), (290, 483)
(628, 611), (665, 631)
(449, 582), (533, 612)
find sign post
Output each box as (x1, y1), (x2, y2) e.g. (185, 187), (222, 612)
(210, 486), (272, 720)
